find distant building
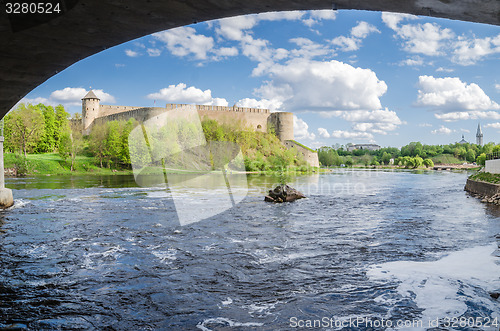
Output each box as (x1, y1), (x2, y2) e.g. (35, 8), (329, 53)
(346, 143), (381, 152)
(476, 123), (483, 146)
(458, 134), (468, 144)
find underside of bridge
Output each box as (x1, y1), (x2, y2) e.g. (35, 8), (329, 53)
(0, 0), (499, 117)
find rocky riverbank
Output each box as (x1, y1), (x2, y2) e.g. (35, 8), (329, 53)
(464, 177), (500, 204)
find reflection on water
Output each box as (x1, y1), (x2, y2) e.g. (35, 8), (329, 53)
(0, 170), (499, 330)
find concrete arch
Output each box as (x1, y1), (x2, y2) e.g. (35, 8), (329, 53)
(1, 0), (499, 116)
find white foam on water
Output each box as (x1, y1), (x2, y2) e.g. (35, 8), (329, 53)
(221, 297), (233, 306)
(6, 199), (30, 210)
(367, 243), (500, 327)
(62, 237), (85, 245)
(252, 250), (320, 265)
(196, 317), (263, 331)
(24, 244), (48, 258)
(150, 249), (177, 264)
(82, 245), (126, 269)
(244, 301), (278, 317)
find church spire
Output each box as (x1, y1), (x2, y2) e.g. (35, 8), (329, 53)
(476, 123), (483, 146)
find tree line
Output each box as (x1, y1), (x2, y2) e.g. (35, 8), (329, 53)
(3, 103), (311, 173)
(318, 141), (495, 167)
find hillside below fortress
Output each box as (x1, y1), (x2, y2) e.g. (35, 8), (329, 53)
(81, 90), (319, 167)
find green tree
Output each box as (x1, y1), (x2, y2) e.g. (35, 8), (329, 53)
(89, 122), (108, 167)
(58, 120), (83, 171)
(423, 158), (434, 168)
(381, 152), (391, 165)
(413, 156), (424, 168)
(36, 104), (57, 153)
(5, 103), (45, 160)
(465, 149), (476, 163)
(476, 153), (487, 166)
(54, 105), (70, 144)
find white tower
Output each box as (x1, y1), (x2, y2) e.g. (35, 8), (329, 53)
(82, 90), (100, 133)
(476, 123), (483, 146)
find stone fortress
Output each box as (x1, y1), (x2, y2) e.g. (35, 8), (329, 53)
(82, 90), (319, 167)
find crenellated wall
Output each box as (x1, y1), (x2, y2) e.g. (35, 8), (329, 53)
(99, 105), (144, 117)
(82, 99), (320, 167)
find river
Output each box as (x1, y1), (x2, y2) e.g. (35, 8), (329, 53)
(0, 170), (499, 330)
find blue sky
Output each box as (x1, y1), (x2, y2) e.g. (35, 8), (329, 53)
(19, 10), (500, 148)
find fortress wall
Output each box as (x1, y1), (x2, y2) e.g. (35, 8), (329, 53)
(93, 106), (270, 134)
(165, 103), (270, 114)
(99, 105), (144, 117)
(197, 109), (269, 132)
(92, 107), (168, 127)
(284, 140), (319, 168)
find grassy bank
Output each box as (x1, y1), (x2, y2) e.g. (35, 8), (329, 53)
(4, 152), (317, 177)
(5, 153), (133, 176)
(469, 171), (500, 184)
(431, 153), (463, 165)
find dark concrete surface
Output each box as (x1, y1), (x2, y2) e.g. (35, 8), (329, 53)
(1, 0), (499, 116)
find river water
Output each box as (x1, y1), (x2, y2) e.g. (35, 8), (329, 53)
(0, 170), (499, 330)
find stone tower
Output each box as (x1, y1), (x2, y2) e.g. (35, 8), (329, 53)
(476, 123), (483, 146)
(82, 90), (100, 133)
(267, 112), (294, 142)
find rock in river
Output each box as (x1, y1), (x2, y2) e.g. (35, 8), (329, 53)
(264, 185), (306, 203)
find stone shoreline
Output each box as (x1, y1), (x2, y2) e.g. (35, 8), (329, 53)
(464, 178), (500, 204)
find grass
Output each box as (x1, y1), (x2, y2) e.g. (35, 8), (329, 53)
(5, 153), (132, 176)
(469, 171), (500, 184)
(288, 140), (317, 153)
(431, 154), (463, 164)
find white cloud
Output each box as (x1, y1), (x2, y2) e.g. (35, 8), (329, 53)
(330, 21), (379, 52)
(254, 59), (388, 112)
(15, 87), (116, 111)
(216, 15), (258, 41)
(153, 27), (214, 60)
(382, 12), (453, 56)
(318, 127), (330, 138)
(215, 47), (238, 57)
(431, 125), (454, 134)
(293, 115), (316, 140)
(16, 97), (51, 108)
(235, 98), (282, 112)
(495, 84), (500, 93)
(51, 87), (116, 106)
(381, 12), (418, 30)
(147, 48), (162, 57)
(399, 56), (424, 66)
(330, 36), (360, 52)
(435, 110), (500, 121)
(209, 98), (229, 106)
(436, 67), (454, 73)
(289, 38), (333, 59)
(318, 109), (403, 139)
(258, 11), (305, 22)
(302, 10), (337, 27)
(330, 130), (374, 140)
(416, 76), (500, 112)
(125, 49), (140, 57)
(460, 128), (470, 133)
(351, 21), (380, 39)
(418, 123), (433, 127)
(452, 34), (500, 65)
(216, 11), (304, 41)
(485, 122), (500, 129)
(50, 87), (88, 103)
(147, 83), (227, 106)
